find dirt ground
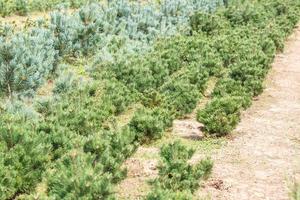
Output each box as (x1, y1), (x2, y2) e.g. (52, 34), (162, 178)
(197, 25), (300, 200)
(0, 11), (50, 28)
(0, 9), (75, 29)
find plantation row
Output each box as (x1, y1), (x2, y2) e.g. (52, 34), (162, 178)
(0, 0), (300, 199)
(196, 0), (300, 136)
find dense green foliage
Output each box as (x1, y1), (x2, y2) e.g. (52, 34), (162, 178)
(0, 114), (51, 199)
(194, 0), (300, 135)
(146, 141), (213, 199)
(197, 97), (242, 135)
(0, 0), (300, 199)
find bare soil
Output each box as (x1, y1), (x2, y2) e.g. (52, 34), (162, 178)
(0, 9), (75, 29)
(115, 147), (159, 200)
(0, 11), (50, 28)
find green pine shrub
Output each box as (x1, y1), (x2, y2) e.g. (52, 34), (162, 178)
(229, 61), (266, 96)
(194, 0), (300, 135)
(83, 128), (138, 183)
(34, 96), (53, 115)
(197, 97), (243, 136)
(0, 0), (14, 17)
(15, 0), (29, 16)
(40, 79), (135, 136)
(223, 2), (264, 26)
(180, 63), (210, 91)
(146, 141), (213, 199)
(160, 77), (200, 117)
(259, 35), (276, 60)
(129, 107), (173, 142)
(212, 78), (252, 109)
(266, 26), (286, 51)
(102, 79), (137, 114)
(46, 152), (115, 200)
(0, 113), (51, 199)
(190, 11), (229, 34)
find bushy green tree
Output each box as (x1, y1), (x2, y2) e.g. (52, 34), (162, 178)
(0, 113), (51, 199)
(129, 107), (172, 142)
(15, 0), (29, 16)
(212, 78), (252, 108)
(147, 141), (213, 199)
(46, 152), (115, 200)
(160, 77), (200, 117)
(197, 97), (242, 136)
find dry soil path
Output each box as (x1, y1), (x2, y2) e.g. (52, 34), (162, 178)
(0, 9), (75, 29)
(0, 11), (51, 28)
(199, 25), (300, 200)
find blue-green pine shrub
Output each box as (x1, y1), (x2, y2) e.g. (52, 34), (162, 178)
(0, 28), (57, 97)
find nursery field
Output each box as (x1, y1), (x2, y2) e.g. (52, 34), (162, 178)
(0, 0), (300, 199)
